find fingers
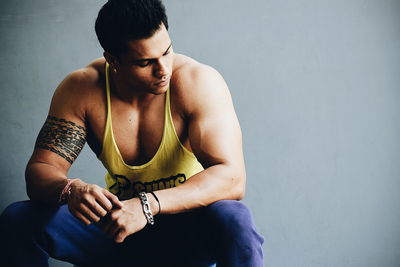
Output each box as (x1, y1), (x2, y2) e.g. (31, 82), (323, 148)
(69, 189), (109, 224)
(68, 183), (124, 227)
(78, 203), (101, 223)
(86, 191), (113, 217)
(103, 189), (124, 209)
(108, 222), (121, 241)
(99, 210), (124, 239)
(78, 193), (108, 222)
(114, 229), (126, 243)
(71, 208), (92, 225)
(98, 213), (113, 233)
(89, 214), (127, 243)
(92, 190), (114, 212)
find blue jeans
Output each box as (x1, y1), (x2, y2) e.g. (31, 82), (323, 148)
(0, 199), (264, 267)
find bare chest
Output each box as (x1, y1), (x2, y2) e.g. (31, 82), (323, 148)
(86, 92), (190, 166)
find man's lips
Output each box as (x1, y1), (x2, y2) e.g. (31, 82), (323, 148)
(154, 78), (169, 86)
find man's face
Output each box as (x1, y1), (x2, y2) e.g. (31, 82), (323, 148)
(114, 24), (174, 95)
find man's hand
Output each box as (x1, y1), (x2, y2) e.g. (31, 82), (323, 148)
(98, 197), (148, 243)
(68, 179), (124, 225)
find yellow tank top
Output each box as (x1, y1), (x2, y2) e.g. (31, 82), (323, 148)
(98, 63), (204, 200)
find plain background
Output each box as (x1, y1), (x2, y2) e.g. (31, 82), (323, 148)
(1, 0), (399, 266)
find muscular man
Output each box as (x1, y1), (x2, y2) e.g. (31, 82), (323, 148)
(0, 0), (264, 266)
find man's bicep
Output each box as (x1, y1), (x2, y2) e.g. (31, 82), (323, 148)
(187, 69), (244, 169)
(30, 72), (88, 171)
(33, 115), (87, 166)
(189, 110), (243, 169)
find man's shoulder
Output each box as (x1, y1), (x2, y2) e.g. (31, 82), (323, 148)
(53, 58), (105, 101)
(48, 58), (106, 120)
(171, 54), (229, 113)
(59, 58), (104, 91)
(172, 54), (221, 85)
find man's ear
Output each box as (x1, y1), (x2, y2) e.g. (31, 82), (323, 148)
(103, 51), (119, 71)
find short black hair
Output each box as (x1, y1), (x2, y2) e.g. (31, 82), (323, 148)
(95, 0), (169, 57)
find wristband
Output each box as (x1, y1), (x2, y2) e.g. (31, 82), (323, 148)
(149, 191), (161, 214)
(138, 192), (154, 225)
(58, 178), (80, 205)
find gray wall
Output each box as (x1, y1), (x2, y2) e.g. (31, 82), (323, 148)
(1, 0), (399, 266)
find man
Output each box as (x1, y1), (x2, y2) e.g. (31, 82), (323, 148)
(0, 0), (264, 266)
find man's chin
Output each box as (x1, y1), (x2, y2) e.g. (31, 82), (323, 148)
(149, 84), (169, 95)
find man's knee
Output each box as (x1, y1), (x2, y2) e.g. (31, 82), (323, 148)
(205, 200), (264, 263)
(207, 200), (251, 222)
(1, 201), (32, 227)
(206, 200), (258, 237)
(0, 200), (56, 230)
(206, 199), (264, 244)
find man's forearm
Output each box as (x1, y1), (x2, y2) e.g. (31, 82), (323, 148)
(25, 162), (70, 206)
(152, 163), (245, 215)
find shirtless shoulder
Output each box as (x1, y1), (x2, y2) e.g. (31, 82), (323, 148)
(49, 58), (106, 122)
(170, 53), (229, 117)
(41, 59), (107, 155)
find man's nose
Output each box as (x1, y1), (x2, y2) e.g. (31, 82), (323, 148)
(154, 58), (168, 78)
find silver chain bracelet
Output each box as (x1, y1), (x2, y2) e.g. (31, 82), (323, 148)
(138, 192), (154, 225)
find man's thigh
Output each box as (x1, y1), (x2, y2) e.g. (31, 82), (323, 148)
(1, 200), (122, 266)
(1, 200), (217, 266)
(2, 200), (258, 266)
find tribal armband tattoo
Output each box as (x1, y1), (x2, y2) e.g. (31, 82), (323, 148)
(35, 116), (87, 164)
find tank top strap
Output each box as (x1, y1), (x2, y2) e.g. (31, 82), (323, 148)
(101, 62), (113, 154)
(105, 63), (112, 124)
(163, 82), (195, 156)
(165, 81), (172, 123)
(164, 81), (178, 145)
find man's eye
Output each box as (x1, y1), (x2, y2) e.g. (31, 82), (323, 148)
(137, 61), (150, 67)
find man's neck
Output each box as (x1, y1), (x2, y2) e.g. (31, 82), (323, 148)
(109, 71), (158, 107)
